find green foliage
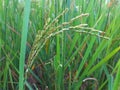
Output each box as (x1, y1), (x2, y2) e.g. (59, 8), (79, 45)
(19, 0), (31, 90)
(0, 0), (120, 90)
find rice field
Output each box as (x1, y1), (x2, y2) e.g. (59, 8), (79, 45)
(0, 0), (120, 90)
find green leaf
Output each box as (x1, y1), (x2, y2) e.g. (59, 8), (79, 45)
(87, 46), (120, 76)
(19, 0), (31, 90)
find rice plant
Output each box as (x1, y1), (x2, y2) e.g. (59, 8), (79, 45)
(0, 0), (120, 90)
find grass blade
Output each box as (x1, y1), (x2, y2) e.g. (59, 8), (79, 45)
(19, 0), (31, 90)
(113, 59), (120, 90)
(87, 46), (120, 76)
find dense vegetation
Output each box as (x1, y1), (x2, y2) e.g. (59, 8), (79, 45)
(0, 0), (120, 90)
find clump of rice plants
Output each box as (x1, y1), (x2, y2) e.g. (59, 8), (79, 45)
(0, 0), (120, 90)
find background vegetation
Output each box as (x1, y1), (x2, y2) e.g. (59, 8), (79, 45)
(0, 0), (120, 90)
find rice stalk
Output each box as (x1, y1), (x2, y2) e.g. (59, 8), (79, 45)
(26, 8), (109, 72)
